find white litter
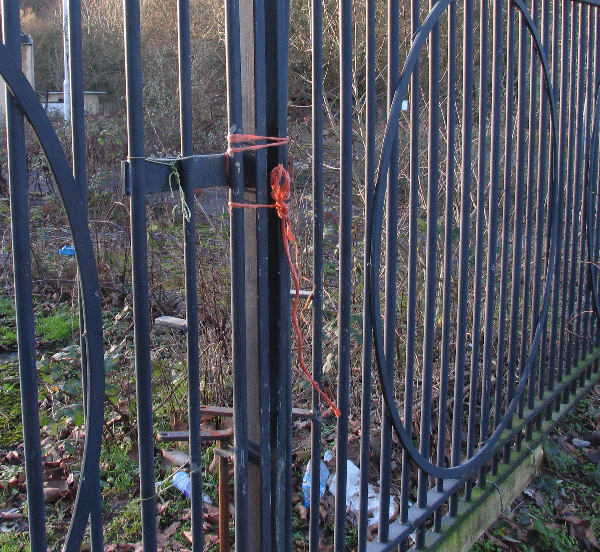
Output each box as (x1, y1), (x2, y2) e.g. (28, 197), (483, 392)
(329, 460), (398, 528)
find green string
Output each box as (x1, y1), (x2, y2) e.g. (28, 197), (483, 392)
(128, 156), (192, 222)
(168, 162), (191, 223)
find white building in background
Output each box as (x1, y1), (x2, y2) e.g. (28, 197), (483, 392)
(38, 91), (106, 117)
(0, 31), (106, 119)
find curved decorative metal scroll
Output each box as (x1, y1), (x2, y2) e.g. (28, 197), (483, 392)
(586, 86), (600, 321)
(0, 45), (105, 550)
(368, 0), (560, 479)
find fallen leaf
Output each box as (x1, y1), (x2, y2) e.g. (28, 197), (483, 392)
(584, 524), (599, 547)
(162, 521), (181, 539)
(43, 481), (70, 503)
(204, 503), (220, 525)
(203, 532), (219, 546)
(4, 451), (19, 462)
(296, 502), (308, 521)
(523, 485), (547, 507)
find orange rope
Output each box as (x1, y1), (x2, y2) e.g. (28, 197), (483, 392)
(227, 133), (289, 155)
(229, 164), (340, 418)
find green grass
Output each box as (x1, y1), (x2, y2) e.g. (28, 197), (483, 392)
(35, 306), (79, 344)
(0, 534), (28, 551)
(0, 298), (16, 349)
(0, 361), (22, 448)
(0, 299), (79, 349)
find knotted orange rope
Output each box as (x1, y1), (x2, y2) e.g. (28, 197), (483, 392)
(229, 160), (340, 418)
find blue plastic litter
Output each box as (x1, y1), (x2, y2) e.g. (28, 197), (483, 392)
(59, 246), (75, 256)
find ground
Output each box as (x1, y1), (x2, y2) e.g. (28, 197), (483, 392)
(471, 387), (600, 552)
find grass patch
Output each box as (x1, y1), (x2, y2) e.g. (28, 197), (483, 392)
(0, 298), (16, 350)
(0, 533), (28, 551)
(35, 305), (79, 344)
(0, 299), (79, 350)
(0, 361), (22, 448)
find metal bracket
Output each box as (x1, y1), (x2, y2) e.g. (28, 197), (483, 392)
(121, 152), (257, 196)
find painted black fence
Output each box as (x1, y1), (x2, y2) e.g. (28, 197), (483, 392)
(3, 0), (600, 550)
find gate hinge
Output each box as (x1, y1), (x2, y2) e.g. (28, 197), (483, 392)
(121, 152), (257, 196)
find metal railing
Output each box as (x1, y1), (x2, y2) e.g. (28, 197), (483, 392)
(3, 0), (600, 550)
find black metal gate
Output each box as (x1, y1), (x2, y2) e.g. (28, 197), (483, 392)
(3, 0), (600, 550)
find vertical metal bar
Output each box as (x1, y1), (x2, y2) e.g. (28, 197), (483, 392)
(591, 8), (600, 369)
(2, 3), (47, 550)
(399, 0), (420, 535)
(237, 1), (263, 543)
(493, 1), (516, 474)
(548, 0), (571, 411)
(534, 0), (551, 421)
(588, 7), (597, 368)
(177, 2), (203, 550)
(68, 0), (87, 500)
(379, 0), (399, 541)
(583, 5), (593, 373)
(466, 0), (489, 501)
(264, 0), (291, 547)
(578, 6), (594, 372)
(581, 7), (593, 373)
(558, 6), (579, 395)
(417, 0), (440, 541)
(503, 6), (528, 462)
(68, 1), (103, 548)
(310, 0), (324, 546)
(67, 0), (86, 205)
(573, 4), (589, 368)
(435, 0), (457, 526)
(565, 5), (586, 386)
(358, 0), (375, 544)
(123, 2), (156, 549)
(520, 0), (539, 443)
(450, 0), (475, 514)
(219, 455), (230, 552)
(334, 0), (352, 547)
(225, 0), (249, 547)
(252, 0), (273, 548)
(479, 0), (502, 487)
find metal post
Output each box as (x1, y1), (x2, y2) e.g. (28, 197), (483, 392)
(225, 0), (250, 549)
(63, 0), (71, 122)
(2, 3), (47, 548)
(264, 0), (292, 548)
(123, 2), (157, 550)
